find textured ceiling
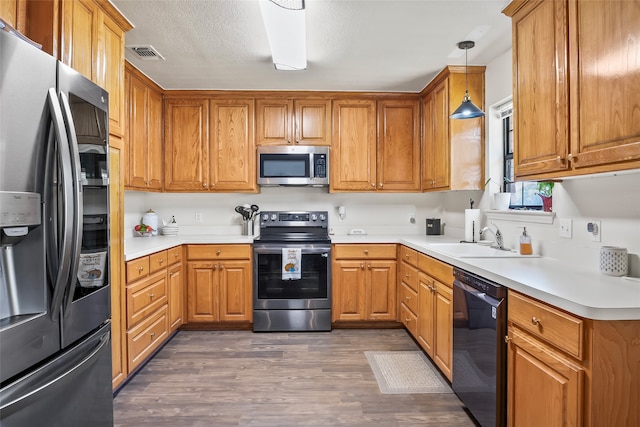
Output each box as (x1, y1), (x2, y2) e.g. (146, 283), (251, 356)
(113, 0), (513, 92)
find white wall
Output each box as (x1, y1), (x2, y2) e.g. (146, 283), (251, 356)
(125, 47), (640, 276)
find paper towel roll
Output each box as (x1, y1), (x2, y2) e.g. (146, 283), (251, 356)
(464, 209), (481, 242)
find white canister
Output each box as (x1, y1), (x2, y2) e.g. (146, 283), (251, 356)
(599, 246), (628, 277)
(142, 209), (159, 235)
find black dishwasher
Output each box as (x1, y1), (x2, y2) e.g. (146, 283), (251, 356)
(452, 268), (507, 427)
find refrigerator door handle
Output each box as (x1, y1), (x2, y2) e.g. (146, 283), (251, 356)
(58, 92), (83, 314)
(0, 330), (110, 417)
(45, 88), (74, 321)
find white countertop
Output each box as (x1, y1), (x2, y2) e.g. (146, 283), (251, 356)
(124, 233), (640, 321)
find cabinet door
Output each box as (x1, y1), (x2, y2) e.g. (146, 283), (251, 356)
(511, 0), (570, 178)
(377, 99), (420, 191)
(60, 0), (98, 81)
(421, 93), (436, 190)
(0, 0), (20, 30)
(295, 99), (331, 145)
(209, 99), (256, 191)
(256, 98), (292, 145)
(164, 99), (209, 191)
(147, 89), (163, 190)
(100, 11), (125, 137)
(569, 0), (640, 170)
(366, 260), (397, 320)
(127, 73), (148, 188)
(168, 262), (184, 331)
(430, 80), (451, 190)
(331, 99), (377, 191)
(507, 326), (584, 427)
(218, 260), (252, 321)
(433, 280), (452, 380)
(187, 262), (218, 322)
(332, 260), (366, 321)
(417, 274), (434, 356)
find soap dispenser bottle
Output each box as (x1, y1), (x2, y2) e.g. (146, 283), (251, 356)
(519, 227), (533, 255)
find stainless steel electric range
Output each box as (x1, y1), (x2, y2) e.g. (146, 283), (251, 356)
(253, 211), (331, 332)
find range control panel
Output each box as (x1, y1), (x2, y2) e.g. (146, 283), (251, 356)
(259, 211), (328, 228)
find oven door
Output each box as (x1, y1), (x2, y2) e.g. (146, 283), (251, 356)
(253, 243), (331, 310)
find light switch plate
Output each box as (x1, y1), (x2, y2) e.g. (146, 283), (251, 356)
(559, 218), (572, 238)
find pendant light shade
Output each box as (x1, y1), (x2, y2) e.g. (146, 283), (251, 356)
(450, 40), (485, 120)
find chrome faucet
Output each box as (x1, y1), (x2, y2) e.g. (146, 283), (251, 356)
(480, 223), (507, 250)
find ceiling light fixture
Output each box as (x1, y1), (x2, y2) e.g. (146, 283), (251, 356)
(450, 40), (485, 119)
(259, 0), (307, 71)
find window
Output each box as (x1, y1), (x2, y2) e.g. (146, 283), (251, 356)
(501, 104), (543, 210)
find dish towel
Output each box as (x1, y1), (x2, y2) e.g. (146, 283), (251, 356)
(282, 247), (302, 280)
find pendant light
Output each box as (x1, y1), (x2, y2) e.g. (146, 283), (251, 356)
(450, 40), (485, 119)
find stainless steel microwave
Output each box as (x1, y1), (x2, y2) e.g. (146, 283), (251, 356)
(257, 146), (329, 187)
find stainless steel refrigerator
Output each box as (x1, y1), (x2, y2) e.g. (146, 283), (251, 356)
(0, 26), (113, 426)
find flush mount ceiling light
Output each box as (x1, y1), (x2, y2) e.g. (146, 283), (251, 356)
(450, 40), (485, 119)
(259, 0), (307, 71)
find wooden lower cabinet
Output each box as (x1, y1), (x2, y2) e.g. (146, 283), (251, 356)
(506, 290), (640, 426)
(126, 305), (168, 372)
(332, 244), (397, 321)
(186, 245), (252, 323)
(167, 246), (184, 332)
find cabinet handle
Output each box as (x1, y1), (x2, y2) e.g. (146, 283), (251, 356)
(504, 335), (512, 344)
(360, 264), (365, 270)
(138, 267), (144, 273)
(149, 293), (155, 299)
(405, 295), (411, 300)
(405, 318), (410, 323)
(531, 316), (541, 326)
(150, 332), (155, 338)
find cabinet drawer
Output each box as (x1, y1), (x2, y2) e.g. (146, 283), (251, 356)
(127, 305), (168, 372)
(186, 244), (252, 260)
(149, 250), (168, 274)
(418, 253), (453, 286)
(400, 246), (418, 267)
(509, 291), (584, 360)
(126, 270), (168, 328)
(333, 244), (397, 259)
(400, 282), (418, 314)
(400, 303), (418, 337)
(400, 262), (418, 292)
(126, 256), (149, 283)
(167, 246), (182, 265)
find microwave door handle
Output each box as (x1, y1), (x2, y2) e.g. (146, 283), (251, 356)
(45, 88), (74, 320)
(58, 92), (84, 314)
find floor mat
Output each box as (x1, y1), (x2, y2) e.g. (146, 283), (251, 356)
(365, 351), (452, 394)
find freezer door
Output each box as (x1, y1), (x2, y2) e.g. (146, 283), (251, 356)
(0, 323), (114, 427)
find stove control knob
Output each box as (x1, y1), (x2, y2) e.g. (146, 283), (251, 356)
(270, 214), (278, 221)
(310, 214), (318, 221)
(319, 214), (327, 221)
(261, 213), (269, 221)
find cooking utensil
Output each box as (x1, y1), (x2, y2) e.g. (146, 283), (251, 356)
(235, 205), (249, 220)
(250, 204), (259, 219)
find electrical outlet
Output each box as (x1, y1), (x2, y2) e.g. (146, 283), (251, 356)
(559, 218), (572, 238)
(587, 219), (601, 242)
(409, 213), (416, 224)
(195, 212), (203, 223)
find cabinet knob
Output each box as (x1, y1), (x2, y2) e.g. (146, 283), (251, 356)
(216, 250), (221, 255)
(213, 264), (218, 270)
(405, 318), (410, 323)
(405, 295), (411, 300)
(220, 265), (224, 270)
(174, 253), (179, 258)
(367, 264), (371, 269)
(138, 267), (144, 273)
(555, 155), (566, 164)
(431, 180), (435, 186)
(169, 272), (174, 277)
(360, 264), (365, 270)
(159, 259), (164, 264)
(379, 183), (383, 188)
(149, 293), (155, 299)
(504, 335), (512, 344)
(405, 273), (410, 278)
(150, 332), (155, 338)
(203, 183), (208, 188)
(364, 250), (369, 255)
(568, 153), (577, 162)
(531, 316), (541, 326)
(371, 182), (375, 187)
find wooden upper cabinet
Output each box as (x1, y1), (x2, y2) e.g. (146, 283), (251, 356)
(0, 0), (24, 32)
(256, 97), (331, 146)
(164, 98), (209, 191)
(99, 12), (126, 137)
(568, 0), (640, 171)
(377, 99), (421, 191)
(125, 63), (163, 191)
(421, 66), (485, 191)
(504, 0), (640, 178)
(331, 99), (377, 191)
(60, 0), (98, 81)
(505, 0), (570, 178)
(209, 98), (256, 192)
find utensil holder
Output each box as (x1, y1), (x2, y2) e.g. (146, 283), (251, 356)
(242, 219), (253, 236)
(599, 246), (628, 276)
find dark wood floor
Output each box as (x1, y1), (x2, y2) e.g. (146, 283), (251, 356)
(113, 329), (475, 426)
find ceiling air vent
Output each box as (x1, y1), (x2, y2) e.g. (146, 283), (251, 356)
(127, 45), (164, 61)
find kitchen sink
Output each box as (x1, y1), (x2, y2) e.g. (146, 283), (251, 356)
(427, 243), (540, 258)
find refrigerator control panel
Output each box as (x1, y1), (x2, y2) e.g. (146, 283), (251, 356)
(0, 191), (41, 227)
